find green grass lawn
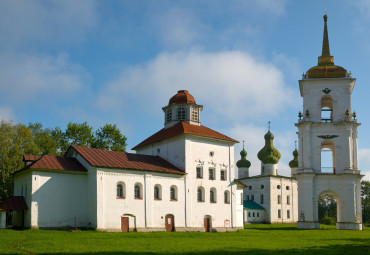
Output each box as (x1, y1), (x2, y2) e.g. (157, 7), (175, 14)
(0, 224), (369, 254)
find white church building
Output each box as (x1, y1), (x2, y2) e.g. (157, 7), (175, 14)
(237, 131), (298, 224)
(0, 90), (245, 232)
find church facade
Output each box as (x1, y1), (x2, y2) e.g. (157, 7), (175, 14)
(3, 90), (244, 231)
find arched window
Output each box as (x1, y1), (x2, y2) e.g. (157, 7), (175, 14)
(117, 183), (125, 198)
(278, 195), (281, 204)
(170, 185), (178, 201)
(224, 191), (230, 204)
(246, 195), (249, 201)
(154, 185), (162, 200)
(134, 183), (142, 199)
(166, 109), (172, 123)
(210, 188), (217, 203)
(260, 194), (264, 204)
(287, 195), (290, 205)
(321, 140), (336, 174)
(321, 95), (333, 123)
(177, 106), (186, 120)
(197, 187), (204, 202)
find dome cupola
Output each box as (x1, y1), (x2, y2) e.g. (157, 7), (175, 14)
(162, 90), (203, 128)
(237, 141), (251, 179)
(289, 149), (299, 168)
(257, 131), (281, 165)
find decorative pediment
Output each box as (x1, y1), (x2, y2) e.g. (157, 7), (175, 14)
(208, 160), (217, 167)
(195, 160), (205, 165)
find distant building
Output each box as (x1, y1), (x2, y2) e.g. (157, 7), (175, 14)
(1, 90), (244, 232)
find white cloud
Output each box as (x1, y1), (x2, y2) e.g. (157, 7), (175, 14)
(98, 50), (295, 122)
(0, 0), (98, 47)
(0, 106), (15, 122)
(359, 148), (370, 181)
(0, 53), (88, 103)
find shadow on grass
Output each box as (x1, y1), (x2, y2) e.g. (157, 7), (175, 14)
(26, 242), (370, 255)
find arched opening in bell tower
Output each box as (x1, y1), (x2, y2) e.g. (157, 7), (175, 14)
(321, 95), (333, 123)
(321, 140), (336, 174)
(318, 191), (339, 225)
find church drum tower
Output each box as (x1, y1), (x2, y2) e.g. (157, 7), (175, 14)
(295, 15), (363, 230)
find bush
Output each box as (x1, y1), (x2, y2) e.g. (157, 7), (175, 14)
(321, 216), (335, 225)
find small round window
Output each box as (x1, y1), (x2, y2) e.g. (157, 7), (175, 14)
(248, 186), (252, 190)
(286, 186), (290, 190)
(277, 185), (281, 189)
(260, 185), (264, 189)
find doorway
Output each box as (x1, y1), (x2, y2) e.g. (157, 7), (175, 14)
(121, 217), (129, 232)
(204, 216), (211, 232)
(165, 214), (175, 232)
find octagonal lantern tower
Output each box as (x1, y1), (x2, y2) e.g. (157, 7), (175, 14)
(295, 15), (363, 230)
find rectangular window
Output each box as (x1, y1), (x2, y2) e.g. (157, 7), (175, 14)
(278, 195), (281, 204)
(278, 209), (281, 218)
(246, 195), (249, 201)
(220, 170), (226, 181)
(191, 108), (198, 121)
(248, 212), (251, 217)
(196, 167), (203, 179)
(166, 109), (172, 123)
(209, 168), (215, 180)
(251, 195), (254, 201)
(287, 210), (290, 219)
(260, 194), (264, 204)
(257, 212), (260, 217)
(287, 195), (290, 205)
(253, 212), (255, 217)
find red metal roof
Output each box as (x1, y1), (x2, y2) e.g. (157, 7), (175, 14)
(132, 121), (238, 150)
(15, 155), (87, 174)
(169, 90), (196, 105)
(70, 145), (185, 175)
(0, 196), (28, 211)
(23, 155), (41, 161)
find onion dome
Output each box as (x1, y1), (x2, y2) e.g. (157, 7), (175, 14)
(289, 149), (299, 168)
(236, 148), (251, 168)
(306, 15), (347, 79)
(257, 131), (281, 164)
(169, 90), (196, 105)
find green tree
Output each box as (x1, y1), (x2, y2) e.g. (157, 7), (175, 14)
(318, 193), (337, 222)
(0, 121), (38, 201)
(63, 122), (95, 152)
(94, 124), (127, 152)
(362, 180), (370, 223)
(28, 123), (60, 156)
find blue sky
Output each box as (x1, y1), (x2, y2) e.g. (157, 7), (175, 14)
(1, 0), (370, 180)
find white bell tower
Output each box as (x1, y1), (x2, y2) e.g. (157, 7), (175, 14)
(295, 15), (363, 230)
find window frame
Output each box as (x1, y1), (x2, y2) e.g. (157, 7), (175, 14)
(277, 195), (281, 204)
(224, 191), (230, 204)
(134, 183), (142, 199)
(170, 186), (178, 201)
(197, 187), (205, 202)
(177, 106), (186, 120)
(196, 166), (203, 179)
(117, 183), (125, 199)
(166, 109), (172, 123)
(154, 185), (162, 200)
(210, 189), (216, 203)
(209, 168), (215, 180)
(220, 169), (227, 181)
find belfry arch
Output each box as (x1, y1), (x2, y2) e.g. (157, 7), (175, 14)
(321, 95), (333, 123)
(320, 140), (335, 174)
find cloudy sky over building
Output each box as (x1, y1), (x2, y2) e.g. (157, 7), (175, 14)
(1, 0), (369, 180)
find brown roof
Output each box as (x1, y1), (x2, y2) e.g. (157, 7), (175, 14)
(0, 196), (28, 211)
(23, 155), (41, 161)
(132, 121), (238, 150)
(15, 155), (87, 174)
(70, 145), (185, 175)
(169, 90), (196, 105)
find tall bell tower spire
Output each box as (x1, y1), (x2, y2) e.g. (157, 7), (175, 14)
(295, 15), (363, 230)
